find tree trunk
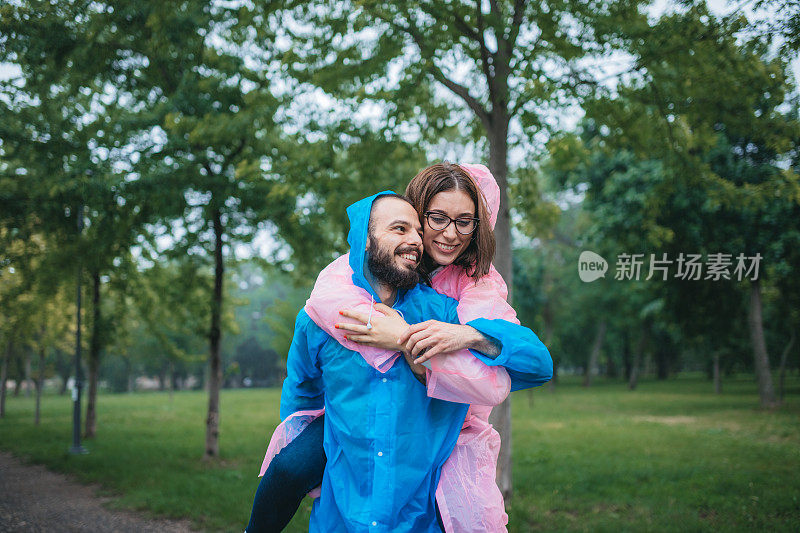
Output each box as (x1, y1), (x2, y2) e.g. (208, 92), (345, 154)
(35, 344), (45, 426)
(205, 208), (225, 459)
(0, 341), (9, 418)
(713, 354), (722, 394)
(778, 329), (795, 404)
(127, 357), (135, 392)
(748, 280), (776, 407)
(654, 330), (670, 380)
(486, 115), (515, 499)
(56, 350), (70, 395)
(629, 325), (647, 390)
(643, 352), (652, 377)
(622, 330), (631, 381)
(85, 270), (101, 438)
(13, 354), (22, 396)
(24, 349), (33, 397)
(583, 319), (607, 387)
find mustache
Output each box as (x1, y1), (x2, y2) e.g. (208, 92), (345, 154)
(395, 245), (422, 257)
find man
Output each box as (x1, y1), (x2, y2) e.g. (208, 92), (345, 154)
(279, 192), (506, 532)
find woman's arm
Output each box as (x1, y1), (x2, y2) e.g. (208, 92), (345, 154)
(304, 254), (402, 372)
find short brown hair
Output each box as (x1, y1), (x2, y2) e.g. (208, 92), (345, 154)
(368, 193), (413, 237)
(405, 163), (495, 281)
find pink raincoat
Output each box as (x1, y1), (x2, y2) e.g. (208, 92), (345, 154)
(261, 164), (518, 532)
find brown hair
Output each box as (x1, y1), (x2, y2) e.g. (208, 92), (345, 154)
(368, 193), (413, 237)
(405, 162), (495, 281)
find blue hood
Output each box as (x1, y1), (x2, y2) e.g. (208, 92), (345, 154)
(346, 191), (397, 303)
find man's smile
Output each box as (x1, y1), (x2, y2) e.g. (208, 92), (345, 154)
(396, 247), (420, 266)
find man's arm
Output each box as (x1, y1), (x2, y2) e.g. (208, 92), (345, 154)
(279, 310), (326, 420)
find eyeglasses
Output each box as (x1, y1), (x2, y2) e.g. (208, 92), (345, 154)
(424, 211), (479, 235)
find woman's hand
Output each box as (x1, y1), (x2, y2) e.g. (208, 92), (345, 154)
(335, 303), (409, 352)
(398, 321), (501, 364)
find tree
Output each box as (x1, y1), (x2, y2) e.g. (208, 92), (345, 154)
(0, 0), (159, 438)
(96, 0), (371, 457)
(582, 4), (800, 407)
(0, 229), (73, 422)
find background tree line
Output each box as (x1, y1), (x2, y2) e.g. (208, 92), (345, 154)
(1, 0), (798, 497)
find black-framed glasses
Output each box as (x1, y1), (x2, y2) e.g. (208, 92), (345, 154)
(424, 211), (479, 235)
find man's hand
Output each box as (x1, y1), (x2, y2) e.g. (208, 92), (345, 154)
(398, 321), (501, 365)
(335, 303), (409, 352)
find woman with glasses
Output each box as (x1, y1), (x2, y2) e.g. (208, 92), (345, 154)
(247, 163), (551, 533)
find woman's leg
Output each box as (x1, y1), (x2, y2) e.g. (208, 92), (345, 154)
(246, 414), (326, 533)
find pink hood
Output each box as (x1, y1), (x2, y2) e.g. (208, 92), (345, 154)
(459, 163), (500, 230)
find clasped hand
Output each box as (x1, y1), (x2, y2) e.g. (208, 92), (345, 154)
(336, 305), (478, 364)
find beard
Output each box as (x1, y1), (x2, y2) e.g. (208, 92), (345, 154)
(367, 236), (420, 290)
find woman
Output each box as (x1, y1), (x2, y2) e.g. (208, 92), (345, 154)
(247, 163), (552, 532)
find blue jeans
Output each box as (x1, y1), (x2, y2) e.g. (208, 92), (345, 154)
(246, 415), (327, 532)
(245, 414), (446, 532)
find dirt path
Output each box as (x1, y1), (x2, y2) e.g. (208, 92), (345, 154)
(0, 451), (195, 532)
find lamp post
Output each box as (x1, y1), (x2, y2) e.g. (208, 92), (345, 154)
(70, 203), (87, 454)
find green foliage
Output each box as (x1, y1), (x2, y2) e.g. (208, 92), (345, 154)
(520, 7), (800, 382)
(752, 0), (800, 58)
(262, 281), (312, 369)
(584, 2), (800, 205)
(278, 0), (645, 142)
(129, 260), (211, 365)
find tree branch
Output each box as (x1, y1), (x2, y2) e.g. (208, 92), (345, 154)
(419, 2), (482, 43)
(430, 67), (491, 129)
(488, 0), (503, 20)
(380, 14), (491, 128)
(486, 0), (514, 116)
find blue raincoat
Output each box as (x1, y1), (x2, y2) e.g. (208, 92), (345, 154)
(280, 192), (551, 532)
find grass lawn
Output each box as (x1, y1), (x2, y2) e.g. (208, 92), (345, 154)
(1, 374), (799, 532)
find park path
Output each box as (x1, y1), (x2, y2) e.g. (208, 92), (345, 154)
(0, 451), (195, 532)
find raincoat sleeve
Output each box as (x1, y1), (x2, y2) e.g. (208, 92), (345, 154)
(454, 265), (553, 391)
(260, 310), (326, 490)
(279, 310), (326, 419)
(423, 349), (511, 406)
